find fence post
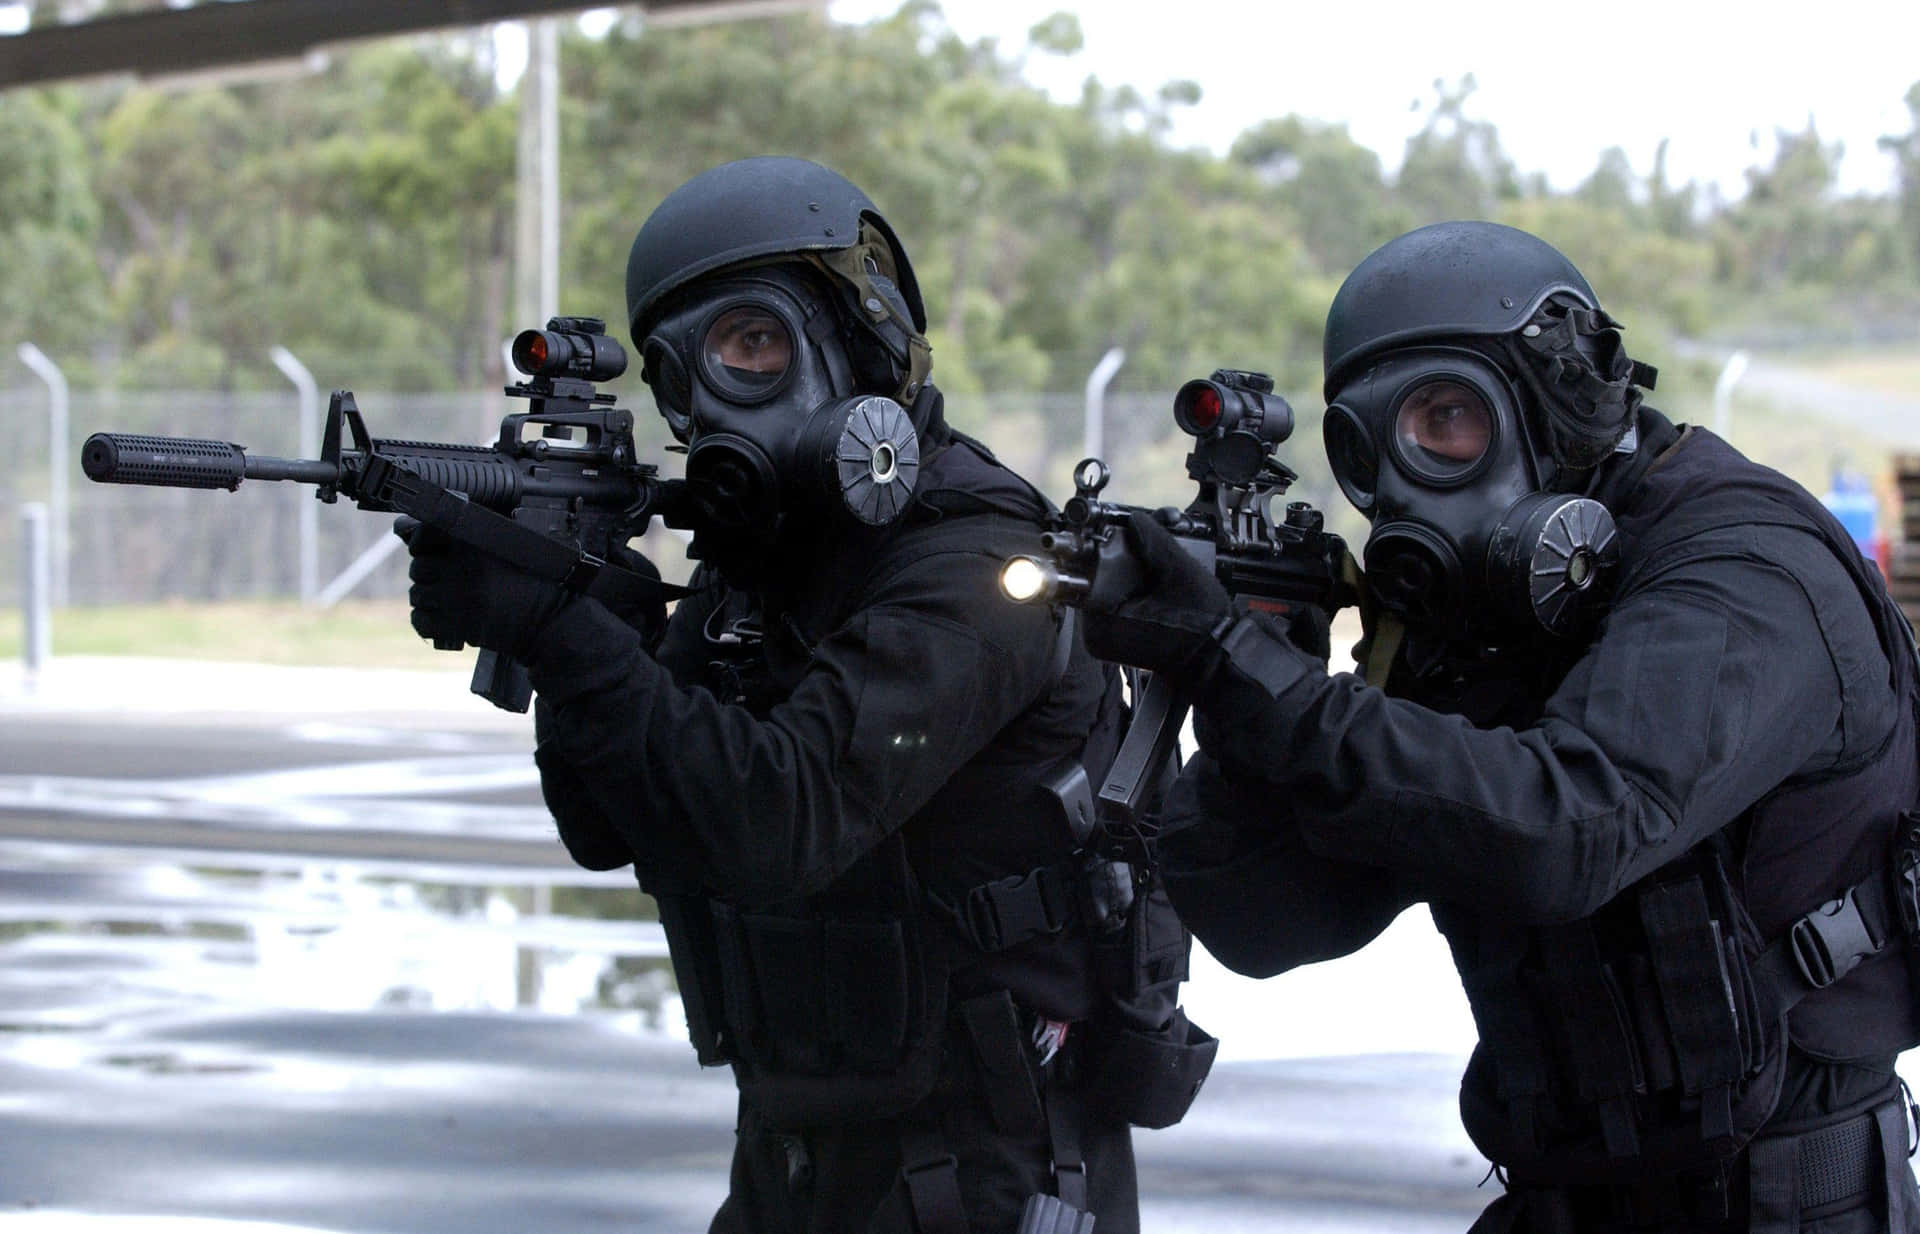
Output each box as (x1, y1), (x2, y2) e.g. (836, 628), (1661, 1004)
(1083, 347), (1125, 463)
(21, 503), (51, 681)
(269, 345), (321, 605)
(17, 344), (69, 608)
(1712, 351), (1750, 442)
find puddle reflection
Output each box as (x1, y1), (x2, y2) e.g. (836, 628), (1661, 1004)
(0, 857), (680, 1041)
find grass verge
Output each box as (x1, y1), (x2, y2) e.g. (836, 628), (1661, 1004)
(0, 599), (459, 670)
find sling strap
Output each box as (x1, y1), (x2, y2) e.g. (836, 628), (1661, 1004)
(1042, 1080), (1089, 1212)
(897, 1116), (967, 1234)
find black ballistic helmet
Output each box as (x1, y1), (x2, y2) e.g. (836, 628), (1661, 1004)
(1323, 221), (1599, 398)
(624, 156), (926, 344)
(1324, 221), (1651, 473)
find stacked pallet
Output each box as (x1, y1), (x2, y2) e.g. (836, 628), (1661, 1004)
(1892, 454), (1920, 629)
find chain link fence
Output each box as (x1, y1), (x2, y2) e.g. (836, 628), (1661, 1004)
(5, 381), (1356, 609)
(3, 385), (503, 607)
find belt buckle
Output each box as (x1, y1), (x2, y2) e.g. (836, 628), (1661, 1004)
(1789, 886), (1878, 989)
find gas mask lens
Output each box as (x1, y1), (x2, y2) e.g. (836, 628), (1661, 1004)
(640, 337), (693, 439)
(1392, 379), (1494, 483)
(1323, 405), (1378, 513)
(700, 304), (794, 401)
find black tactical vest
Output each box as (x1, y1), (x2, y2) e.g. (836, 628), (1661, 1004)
(1443, 426), (1920, 1184)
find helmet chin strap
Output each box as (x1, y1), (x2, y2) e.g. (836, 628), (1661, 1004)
(1362, 611), (1406, 689)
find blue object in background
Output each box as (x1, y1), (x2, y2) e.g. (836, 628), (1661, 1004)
(1822, 467), (1882, 560)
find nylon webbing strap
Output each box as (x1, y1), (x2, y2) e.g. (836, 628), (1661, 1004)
(1638, 878), (1743, 1143)
(1752, 877), (1891, 1014)
(1536, 925), (1643, 1157)
(1747, 1133), (1800, 1234)
(1042, 1079), (1088, 1211)
(1800, 1112), (1877, 1209)
(1046, 609), (1077, 692)
(959, 991), (1044, 1137)
(1462, 923), (1550, 1150)
(898, 1121), (967, 1234)
(931, 861), (1080, 954)
(1748, 1104), (1895, 1234)
(1361, 610), (1404, 689)
(1877, 1097), (1913, 1231)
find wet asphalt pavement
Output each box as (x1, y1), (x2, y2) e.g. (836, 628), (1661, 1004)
(0, 667), (1492, 1232)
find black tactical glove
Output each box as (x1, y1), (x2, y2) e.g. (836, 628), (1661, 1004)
(1080, 508), (1234, 679)
(394, 517), (572, 662)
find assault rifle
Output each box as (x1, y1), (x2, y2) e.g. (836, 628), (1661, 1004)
(1000, 369), (1356, 855)
(81, 315), (690, 713)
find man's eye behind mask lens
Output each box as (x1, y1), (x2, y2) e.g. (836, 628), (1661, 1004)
(1395, 380), (1492, 478)
(703, 306), (793, 395)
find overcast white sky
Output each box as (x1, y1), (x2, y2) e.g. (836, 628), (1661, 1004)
(827, 0), (1920, 201)
(9, 1), (1910, 201)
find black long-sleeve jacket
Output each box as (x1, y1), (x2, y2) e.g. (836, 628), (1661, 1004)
(1166, 418), (1898, 954)
(1159, 413), (1920, 1171)
(526, 435), (1117, 1022)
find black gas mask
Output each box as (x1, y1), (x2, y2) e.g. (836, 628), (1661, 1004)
(1323, 345), (1619, 640)
(639, 266), (920, 550)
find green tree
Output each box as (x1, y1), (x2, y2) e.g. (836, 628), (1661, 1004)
(1880, 82), (1920, 278)
(88, 38), (515, 390)
(0, 89), (108, 359)
(1577, 147), (1638, 215)
(1231, 115), (1406, 274)
(1396, 75), (1520, 222)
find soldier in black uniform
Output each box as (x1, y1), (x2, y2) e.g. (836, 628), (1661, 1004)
(1079, 221), (1920, 1233)
(399, 157), (1213, 1234)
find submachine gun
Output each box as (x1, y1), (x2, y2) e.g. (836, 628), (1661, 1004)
(81, 316), (690, 713)
(1000, 368), (1356, 856)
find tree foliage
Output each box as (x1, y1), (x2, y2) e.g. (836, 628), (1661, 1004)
(0, 1), (1914, 413)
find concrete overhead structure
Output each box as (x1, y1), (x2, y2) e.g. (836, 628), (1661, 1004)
(0, 0), (827, 91)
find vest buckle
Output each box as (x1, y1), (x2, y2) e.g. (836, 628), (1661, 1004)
(1789, 885), (1880, 989)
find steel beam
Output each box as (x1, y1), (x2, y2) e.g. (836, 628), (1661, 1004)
(0, 0), (822, 91)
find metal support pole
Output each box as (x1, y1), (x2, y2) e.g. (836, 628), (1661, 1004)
(1083, 347), (1125, 463)
(535, 18), (560, 324)
(269, 345), (321, 605)
(315, 533), (404, 609)
(17, 344), (69, 608)
(21, 503), (51, 679)
(514, 19), (562, 330)
(514, 25), (540, 331)
(1712, 350), (1750, 442)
